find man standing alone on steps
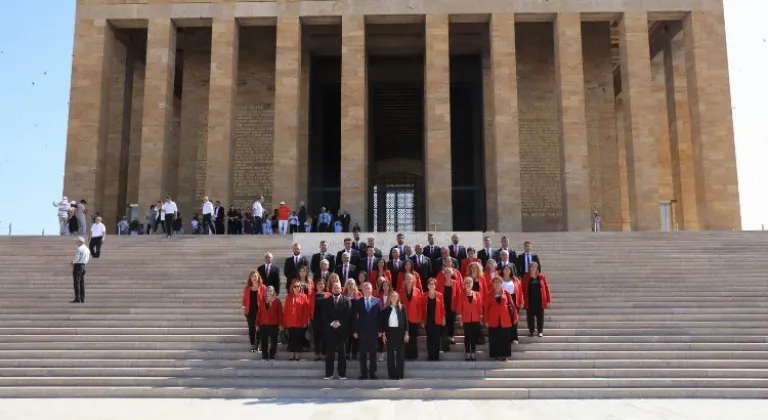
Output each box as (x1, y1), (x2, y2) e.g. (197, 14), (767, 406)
(201, 196), (215, 235)
(162, 196), (178, 238)
(252, 196), (264, 235)
(88, 216), (106, 258)
(71, 236), (91, 303)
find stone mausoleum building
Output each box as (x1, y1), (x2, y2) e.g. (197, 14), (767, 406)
(63, 0), (740, 233)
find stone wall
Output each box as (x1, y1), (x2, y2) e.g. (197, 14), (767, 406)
(179, 47), (210, 215)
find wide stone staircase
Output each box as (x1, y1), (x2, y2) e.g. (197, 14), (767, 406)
(0, 231), (766, 398)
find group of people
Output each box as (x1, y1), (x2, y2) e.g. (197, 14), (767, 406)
(241, 233), (552, 380)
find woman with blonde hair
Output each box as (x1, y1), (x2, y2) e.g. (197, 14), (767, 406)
(397, 259), (422, 293)
(380, 290), (409, 379)
(455, 277), (483, 361)
(283, 280), (311, 361)
(400, 273), (423, 360)
(289, 265), (314, 296)
(466, 261), (488, 296)
(256, 286), (283, 360)
(241, 270), (265, 353)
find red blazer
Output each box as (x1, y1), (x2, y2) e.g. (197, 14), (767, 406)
(397, 271), (422, 293)
(256, 298), (283, 326)
(521, 273), (552, 309)
(455, 291), (483, 323)
(510, 277), (525, 309)
(420, 292), (445, 326)
(470, 273), (489, 297)
(309, 291), (330, 319)
(289, 278), (314, 297)
(282, 293), (310, 328)
(241, 284), (266, 315)
(400, 287), (423, 324)
(485, 292), (515, 327)
(372, 269), (392, 284)
(436, 273), (462, 311)
(378, 292), (392, 307)
(461, 258), (482, 277)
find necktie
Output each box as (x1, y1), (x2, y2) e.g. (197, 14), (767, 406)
(366, 297), (370, 311)
(294, 256), (298, 266)
(368, 258), (373, 272)
(526, 253), (530, 271)
(344, 265), (348, 279)
(395, 261), (399, 270)
(334, 296), (339, 306)
(266, 264), (270, 273)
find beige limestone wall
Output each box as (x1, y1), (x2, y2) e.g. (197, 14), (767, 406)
(104, 39), (127, 228)
(178, 48), (210, 215)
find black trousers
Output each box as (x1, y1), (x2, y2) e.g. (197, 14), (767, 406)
(259, 325), (279, 359)
(527, 306), (544, 334)
(318, 223), (328, 232)
(488, 326), (511, 358)
(359, 346), (377, 377)
(72, 263), (86, 302)
(287, 327), (304, 352)
(385, 327), (406, 379)
(202, 214), (215, 234)
(442, 309), (456, 351)
(511, 322), (519, 342)
(405, 323), (419, 360)
(463, 322), (481, 354)
(290, 224), (298, 233)
(254, 217), (263, 234)
(88, 236), (103, 258)
(312, 320), (326, 356)
(347, 331), (358, 358)
(325, 333), (347, 377)
(245, 312), (259, 345)
(154, 218), (164, 233)
(164, 215), (174, 236)
(425, 324), (442, 361)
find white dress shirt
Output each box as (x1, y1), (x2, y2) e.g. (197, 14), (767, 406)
(253, 200), (264, 219)
(162, 201), (177, 214)
(388, 307), (399, 327)
(202, 201), (213, 215)
(90, 223), (106, 238)
(73, 244), (91, 265)
(501, 279), (515, 295)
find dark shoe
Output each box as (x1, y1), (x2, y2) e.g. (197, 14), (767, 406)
(249, 345), (257, 353)
(323, 375), (333, 380)
(369, 374), (378, 380)
(358, 375), (368, 380)
(70, 299), (80, 303)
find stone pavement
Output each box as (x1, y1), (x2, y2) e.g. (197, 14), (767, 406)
(0, 399), (766, 420)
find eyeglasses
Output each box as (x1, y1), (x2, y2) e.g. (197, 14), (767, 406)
(293, 285), (301, 289)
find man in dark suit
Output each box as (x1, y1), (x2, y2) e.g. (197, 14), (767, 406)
(424, 233), (440, 262)
(311, 240), (336, 278)
(387, 248), (404, 279)
(257, 252), (281, 295)
(336, 252), (358, 283)
(340, 210), (351, 233)
(353, 282), (382, 379)
(284, 243), (309, 283)
(362, 237), (383, 259)
(297, 201), (307, 232)
(411, 244), (433, 289)
(351, 232), (364, 252)
(496, 235), (518, 266)
(448, 233), (468, 264)
(359, 247), (378, 278)
(434, 247), (460, 277)
(477, 235), (495, 266)
(336, 238), (360, 268)
(323, 281), (353, 380)
(389, 233), (406, 261)
(516, 241), (542, 275)
(213, 201), (225, 235)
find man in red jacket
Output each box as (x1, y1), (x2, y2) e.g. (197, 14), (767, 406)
(277, 201), (291, 235)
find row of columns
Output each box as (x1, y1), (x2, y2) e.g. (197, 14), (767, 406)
(64, 11), (738, 231)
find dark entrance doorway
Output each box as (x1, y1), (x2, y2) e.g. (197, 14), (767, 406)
(367, 56), (426, 232)
(307, 56), (341, 213)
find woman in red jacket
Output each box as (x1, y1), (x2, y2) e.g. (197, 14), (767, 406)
(289, 266), (314, 296)
(499, 265), (524, 344)
(436, 266), (461, 348)
(521, 262), (551, 337)
(372, 258), (391, 285)
(256, 286), (283, 360)
(400, 273), (423, 360)
(486, 277), (514, 361)
(310, 279), (330, 361)
(283, 283), (310, 361)
(455, 277), (483, 361)
(421, 278), (445, 361)
(241, 270), (266, 353)
(397, 259), (422, 293)
(377, 277), (393, 307)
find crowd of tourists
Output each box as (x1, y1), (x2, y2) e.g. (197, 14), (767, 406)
(241, 233), (552, 380)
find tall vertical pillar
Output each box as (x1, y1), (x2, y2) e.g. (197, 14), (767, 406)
(340, 15), (367, 228)
(664, 35), (699, 230)
(63, 19), (114, 214)
(138, 19), (177, 211)
(684, 11), (740, 230)
(488, 13), (521, 232)
(554, 13), (591, 231)
(205, 18), (239, 209)
(424, 14), (452, 231)
(652, 54), (674, 203)
(272, 17), (302, 209)
(618, 12), (659, 231)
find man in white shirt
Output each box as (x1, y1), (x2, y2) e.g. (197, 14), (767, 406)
(53, 196), (70, 236)
(71, 236), (91, 303)
(88, 216), (107, 258)
(201, 196), (215, 235)
(161, 196), (178, 238)
(252, 196), (265, 235)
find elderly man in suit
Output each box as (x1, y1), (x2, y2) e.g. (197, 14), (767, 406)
(311, 240), (336, 279)
(353, 282), (382, 379)
(257, 252), (282, 295)
(322, 281), (353, 380)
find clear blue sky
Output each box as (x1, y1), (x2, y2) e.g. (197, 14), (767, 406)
(0, 0), (765, 235)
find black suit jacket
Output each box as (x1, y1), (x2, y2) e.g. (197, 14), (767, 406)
(496, 248), (518, 265)
(336, 249), (360, 268)
(389, 245), (406, 261)
(257, 264), (281, 295)
(411, 254), (432, 286)
(353, 296), (382, 352)
(448, 244), (468, 262)
(379, 305), (408, 333)
(516, 252), (542, 275)
(387, 260), (404, 280)
(477, 248), (496, 266)
(335, 264), (358, 283)
(351, 241), (364, 252)
(322, 295), (353, 337)
(310, 252), (336, 277)
(284, 255), (309, 283)
(361, 246), (383, 259)
(423, 244), (441, 262)
(434, 257), (460, 277)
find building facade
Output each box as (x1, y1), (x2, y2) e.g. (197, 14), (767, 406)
(63, 0), (740, 232)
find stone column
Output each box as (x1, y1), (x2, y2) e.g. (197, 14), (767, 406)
(424, 14), (452, 231)
(618, 12), (659, 231)
(340, 15), (367, 229)
(63, 19), (114, 215)
(664, 35), (699, 230)
(272, 17), (301, 209)
(138, 19), (177, 212)
(684, 11), (740, 230)
(488, 13), (522, 232)
(554, 13), (591, 231)
(205, 18), (239, 208)
(652, 54), (673, 204)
